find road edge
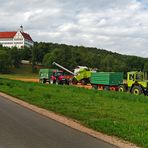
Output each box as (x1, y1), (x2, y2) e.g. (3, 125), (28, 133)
(0, 92), (139, 148)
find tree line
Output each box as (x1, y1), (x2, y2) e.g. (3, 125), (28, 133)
(33, 42), (148, 72)
(0, 45), (32, 73)
(0, 42), (148, 73)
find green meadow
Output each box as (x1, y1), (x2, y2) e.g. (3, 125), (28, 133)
(0, 78), (148, 147)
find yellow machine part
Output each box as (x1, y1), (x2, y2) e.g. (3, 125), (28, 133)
(75, 69), (91, 81)
(127, 71), (148, 88)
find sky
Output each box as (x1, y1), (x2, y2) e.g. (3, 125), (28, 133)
(1, 0), (148, 57)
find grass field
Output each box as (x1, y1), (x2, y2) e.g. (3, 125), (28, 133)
(0, 78), (148, 147)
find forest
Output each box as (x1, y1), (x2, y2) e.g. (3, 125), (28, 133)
(0, 42), (148, 73)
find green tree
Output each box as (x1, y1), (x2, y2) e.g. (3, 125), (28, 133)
(20, 47), (32, 61)
(143, 61), (148, 72)
(0, 50), (11, 73)
(31, 46), (37, 73)
(9, 47), (22, 68)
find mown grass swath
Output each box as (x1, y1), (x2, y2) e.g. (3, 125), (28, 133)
(0, 78), (148, 147)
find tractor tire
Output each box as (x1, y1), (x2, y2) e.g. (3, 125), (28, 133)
(56, 79), (63, 85)
(118, 85), (127, 92)
(131, 85), (143, 95)
(65, 80), (70, 85)
(56, 80), (60, 85)
(49, 79), (54, 84)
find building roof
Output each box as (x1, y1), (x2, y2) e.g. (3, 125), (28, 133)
(0, 32), (16, 38)
(0, 31), (33, 41)
(21, 32), (33, 41)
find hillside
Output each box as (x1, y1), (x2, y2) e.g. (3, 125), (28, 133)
(34, 42), (148, 72)
(0, 42), (148, 74)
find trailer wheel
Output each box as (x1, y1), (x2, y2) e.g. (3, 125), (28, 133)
(104, 86), (110, 91)
(110, 87), (116, 91)
(56, 80), (59, 85)
(92, 85), (98, 90)
(131, 86), (143, 95)
(65, 80), (70, 85)
(118, 85), (127, 92)
(40, 79), (46, 84)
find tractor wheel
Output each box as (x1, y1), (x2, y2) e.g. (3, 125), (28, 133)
(118, 85), (127, 92)
(49, 79), (54, 84)
(65, 80), (70, 85)
(56, 80), (60, 85)
(131, 86), (143, 95)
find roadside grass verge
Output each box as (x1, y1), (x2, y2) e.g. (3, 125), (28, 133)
(0, 78), (148, 147)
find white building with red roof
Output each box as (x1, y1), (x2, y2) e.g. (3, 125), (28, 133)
(0, 26), (34, 48)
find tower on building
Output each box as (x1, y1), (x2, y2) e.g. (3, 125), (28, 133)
(20, 25), (23, 32)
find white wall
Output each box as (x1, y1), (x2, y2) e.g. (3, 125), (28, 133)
(0, 31), (34, 48)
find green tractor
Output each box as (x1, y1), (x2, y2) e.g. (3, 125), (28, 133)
(118, 71), (148, 95)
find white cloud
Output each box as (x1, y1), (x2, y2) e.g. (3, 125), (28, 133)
(1, 0), (148, 57)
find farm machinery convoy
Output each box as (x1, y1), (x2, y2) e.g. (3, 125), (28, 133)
(39, 62), (148, 95)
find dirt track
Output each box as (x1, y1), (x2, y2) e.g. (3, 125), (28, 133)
(74, 83), (92, 89)
(11, 78), (93, 89)
(11, 78), (39, 82)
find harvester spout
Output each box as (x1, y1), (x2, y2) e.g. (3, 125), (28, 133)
(52, 62), (74, 75)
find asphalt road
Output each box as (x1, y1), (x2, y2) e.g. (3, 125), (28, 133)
(0, 96), (118, 148)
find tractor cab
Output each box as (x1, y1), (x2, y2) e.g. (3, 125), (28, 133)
(52, 70), (64, 77)
(127, 72), (143, 86)
(127, 71), (148, 95)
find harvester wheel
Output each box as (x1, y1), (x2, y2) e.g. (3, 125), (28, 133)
(81, 80), (87, 85)
(118, 85), (127, 92)
(131, 86), (143, 95)
(72, 78), (78, 85)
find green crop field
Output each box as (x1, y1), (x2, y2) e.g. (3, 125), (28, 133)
(0, 78), (148, 147)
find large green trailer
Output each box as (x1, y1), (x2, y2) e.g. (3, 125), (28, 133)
(39, 69), (56, 83)
(39, 69), (53, 79)
(90, 72), (123, 90)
